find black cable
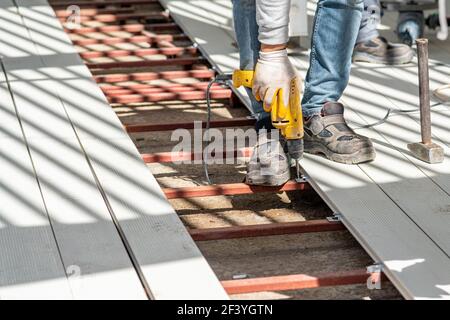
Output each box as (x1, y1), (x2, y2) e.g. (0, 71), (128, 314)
(203, 73), (233, 185)
(356, 101), (445, 129)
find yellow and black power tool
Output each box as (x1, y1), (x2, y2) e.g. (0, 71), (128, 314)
(232, 70), (304, 180)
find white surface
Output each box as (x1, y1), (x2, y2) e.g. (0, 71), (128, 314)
(0, 82), (73, 299)
(0, 0), (147, 299)
(289, 0), (308, 37)
(0, 2), (72, 298)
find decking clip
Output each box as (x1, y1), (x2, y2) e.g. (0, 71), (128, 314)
(294, 172), (309, 183)
(326, 213), (343, 222)
(367, 262), (383, 274)
(366, 262), (383, 290)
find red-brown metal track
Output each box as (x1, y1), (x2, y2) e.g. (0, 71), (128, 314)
(51, 0), (160, 8)
(53, 0), (382, 297)
(221, 270), (385, 294)
(93, 70), (214, 83)
(141, 148), (253, 163)
(163, 181), (310, 199)
(125, 118), (255, 133)
(189, 220), (346, 241)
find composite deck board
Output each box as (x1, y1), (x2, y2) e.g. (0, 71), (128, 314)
(349, 62), (450, 148)
(292, 55), (450, 300)
(15, 0), (228, 299)
(1, 0), (147, 299)
(169, 0), (450, 299)
(347, 64), (450, 195)
(3, 78), (147, 299)
(340, 66), (450, 255)
(0, 3), (72, 297)
(0, 87), (72, 299)
(293, 55), (450, 300)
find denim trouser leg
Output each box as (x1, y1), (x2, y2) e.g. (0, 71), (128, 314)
(356, 0), (381, 44)
(302, 0), (363, 117)
(231, 0), (272, 130)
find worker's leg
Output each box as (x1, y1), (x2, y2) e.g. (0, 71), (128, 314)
(353, 0), (413, 64)
(232, 0), (290, 185)
(231, 0), (272, 131)
(302, 0), (363, 116)
(397, 11), (424, 46)
(357, 0), (381, 44)
(302, 0), (376, 164)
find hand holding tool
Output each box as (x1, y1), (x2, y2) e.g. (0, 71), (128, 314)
(233, 51), (304, 180)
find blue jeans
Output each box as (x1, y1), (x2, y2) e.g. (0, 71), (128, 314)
(232, 0), (363, 118)
(358, 1), (423, 44)
(357, 0), (381, 43)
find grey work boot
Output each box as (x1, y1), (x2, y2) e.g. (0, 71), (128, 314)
(353, 36), (414, 65)
(245, 134), (290, 186)
(303, 102), (376, 164)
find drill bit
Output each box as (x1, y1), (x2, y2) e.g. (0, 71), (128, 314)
(286, 139), (304, 183)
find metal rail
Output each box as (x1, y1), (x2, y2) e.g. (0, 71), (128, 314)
(141, 148), (253, 163)
(221, 269), (384, 294)
(124, 118), (254, 133)
(189, 220), (346, 241)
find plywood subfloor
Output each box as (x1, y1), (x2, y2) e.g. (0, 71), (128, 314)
(161, 0), (450, 299)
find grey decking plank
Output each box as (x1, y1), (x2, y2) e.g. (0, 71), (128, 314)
(343, 62), (450, 196)
(349, 62), (450, 147)
(0, 8), (72, 295)
(293, 0), (450, 280)
(77, 136), (229, 300)
(339, 62), (450, 263)
(171, 0), (450, 299)
(302, 5), (450, 298)
(340, 65), (450, 257)
(294, 59), (450, 299)
(1, 0), (147, 299)
(16, 0), (228, 299)
(347, 12), (450, 196)
(3, 79), (147, 299)
(301, 155), (450, 299)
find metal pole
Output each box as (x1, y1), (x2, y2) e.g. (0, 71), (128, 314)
(416, 38), (432, 145)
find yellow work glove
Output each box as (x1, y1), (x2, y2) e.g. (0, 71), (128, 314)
(252, 49), (299, 110)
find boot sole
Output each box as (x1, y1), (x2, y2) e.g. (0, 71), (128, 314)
(304, 141), (376, 164)
(245, 170), (291, 187)
(353, 50), (414, 65)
